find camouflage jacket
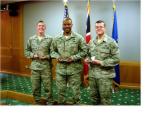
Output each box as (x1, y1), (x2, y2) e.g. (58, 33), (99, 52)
(88, 34), (120, 78)
(51, 32), (87, 75)
(25, 34), (53, 70)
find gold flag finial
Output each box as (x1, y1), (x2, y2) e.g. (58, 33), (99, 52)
(87, 0), (91, 14)
(63, 0), (68, 6)
(113, 1), (116, 11)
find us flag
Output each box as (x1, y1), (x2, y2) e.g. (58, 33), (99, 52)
(64, 0), (69, 18)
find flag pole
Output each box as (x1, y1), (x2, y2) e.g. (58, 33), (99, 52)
(112, 0), (120, 88)
(83, 0), (91, 87)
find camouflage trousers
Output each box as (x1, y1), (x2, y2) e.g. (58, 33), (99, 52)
(31, 69), (53, 104)
(56, 73), (81, 105)
(89, 77), (112, 105)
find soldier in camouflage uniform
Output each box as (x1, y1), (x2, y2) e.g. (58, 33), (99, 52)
(25, 20), (53, 105)
(85, 20), (120, 105)
(51, 18), (87, 105)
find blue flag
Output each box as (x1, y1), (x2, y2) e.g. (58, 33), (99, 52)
(112, 2), (120, 85)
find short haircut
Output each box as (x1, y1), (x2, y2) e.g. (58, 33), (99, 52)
(63, 17), (72, 23)
(36, 20), (45, 25)
(95, 20), (106, 27)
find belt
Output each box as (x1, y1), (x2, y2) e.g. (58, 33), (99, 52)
(58, 59), (81, 64)
(32, 58), (49, 61)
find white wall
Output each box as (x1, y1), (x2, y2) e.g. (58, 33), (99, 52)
(24, 0), (140, 61)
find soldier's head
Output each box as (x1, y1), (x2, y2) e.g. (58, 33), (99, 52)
(36, 20), (46, 35)
(95, 20), (106, 36)
(62, 17), (73, 35)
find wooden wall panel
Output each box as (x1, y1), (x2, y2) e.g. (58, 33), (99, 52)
(0, 47), (12, 56)
(0, 12), (11, 48)
(11, 16), (21, 49)
(0, 56), (12, 70)
(120, 61), (140, 87)
(0, 4), (24, 74)
(0, 11), (12, 72)
(19, 57), (31, 75)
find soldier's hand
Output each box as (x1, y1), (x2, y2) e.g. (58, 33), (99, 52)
(66, 57), (73, 63)
(91, 59), (101, 65)
(84, 58), (90, 63)
(33, 54), (39, 58)
(40, 56), (47, 60)
(57, 57), (65, 62)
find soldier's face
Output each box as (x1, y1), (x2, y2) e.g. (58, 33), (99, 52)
(95, 22), (105, 36)
(36, 22), (46, 34)
(63, 20), (72, 34)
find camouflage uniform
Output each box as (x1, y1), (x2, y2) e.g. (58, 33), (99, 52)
(51, 32), (87, 104)
(88, 34), (120, 105)
(25, 34), (53, 104)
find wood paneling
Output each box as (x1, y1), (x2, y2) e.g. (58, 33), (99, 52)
(0, 4), (24, 73)
(0, 47), (12, 55)
(0, 12), (11, 48)
(120, 61), (140, 87)
(0, 56), (13, 70)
